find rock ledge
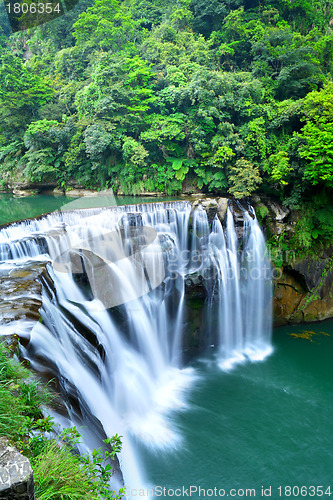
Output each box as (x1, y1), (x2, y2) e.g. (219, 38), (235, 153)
(0, 438), (34, 500)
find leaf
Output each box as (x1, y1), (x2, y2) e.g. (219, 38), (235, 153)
(175, 165), (189, 180)
(172, 159), (183, 170)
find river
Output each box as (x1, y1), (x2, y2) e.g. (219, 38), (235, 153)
(0, 194), (332, 500)
(138, 320), (333, 498)
(0, 193), (177, 225)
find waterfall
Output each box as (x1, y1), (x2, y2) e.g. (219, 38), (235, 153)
(0, 200), (272, 490)
(208, 208), (272, 369)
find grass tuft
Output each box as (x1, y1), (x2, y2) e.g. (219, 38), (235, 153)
(0, 341), (123, 500)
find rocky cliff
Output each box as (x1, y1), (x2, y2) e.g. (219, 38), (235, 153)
(273, 257), (333, 325)
(251, 196), (333, 326)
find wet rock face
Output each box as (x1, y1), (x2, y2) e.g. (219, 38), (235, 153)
(191, 198), (219, 226)
(0, 264), (45, 324)
(65, 189), (99, 197)
(217, 198), (228, 222)
(292, 258), (328, 292)
(184, 271), (206, 298)
(191, 197), (230, 225)
(192, 196), (257, 224)
(6, 171), (56, 194)
(251, 196), (294, 237)
(265, 200), (290, 222)
(273, 257), (333, 325)
(250, 198), (333, 325)
(12, 190), (38, 198)
(228, 199), (254, 225)
(0, 262), (48, 352)
(0, 438), (34, 500)
(0, 297), (42, 325)
(183, 275), (208, 360)
(119, 213), (143, 227)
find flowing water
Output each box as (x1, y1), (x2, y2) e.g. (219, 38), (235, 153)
(1, 198), (276, 495)
(138, 320), (333, 499)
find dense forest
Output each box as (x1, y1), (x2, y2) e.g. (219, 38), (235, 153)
(0, 0), (333, 252)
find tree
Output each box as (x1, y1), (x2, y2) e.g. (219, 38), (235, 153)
(191, 0), (243, 37)
(73, 0), (138, 51)
(0, 52), (53, 139)
(24, 119), (59, 150)
(299, 122), (333, 187)
(265, 150), (293, 186)
(298, 82), (333, 188)
(122, 136), (149, 166)
(228, 157), (262, 198)
(251, 26), (323, 99)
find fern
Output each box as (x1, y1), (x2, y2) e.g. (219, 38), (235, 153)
(22, 148), (60, 181)
(314, 207), (333, 238)
(0, 141), (23, 162)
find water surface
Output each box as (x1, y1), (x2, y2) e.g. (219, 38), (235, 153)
(137, 321), (333, 499)
(0, 193), (176, 225)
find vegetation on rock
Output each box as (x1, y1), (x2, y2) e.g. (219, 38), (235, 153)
(0, 0), (332, 251)
(0, 342), (124, 499)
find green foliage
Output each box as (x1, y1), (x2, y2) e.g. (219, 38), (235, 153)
(54, 46), (88, 82)
(299, 122), (333, 187)
(255, 204), (270, 224)
(166, 157), (196, 181)
(0, 341), (123, 499)
(194, 166), (228, 191)
(84, 124), (114, 161)
(0, 53), (53, 109)
(0, 342), (51, 442)
(0, 0), (332, 207)
(289, 193), (333, 253)
(22, 148), (61, 182)
(192, 0), (243, 37)
(0, 52), (53, 140)
(0, 141), (23, 162)
(122, 136), (149, 166)
(24, 120), (59, 150)
(292, 212), (314, 251)
(297, 82), (333, 188)
(313, 207), (333, 240)
(32, 431), (124, 500)
(64, 129), (93, 186)
(73, 0), (138, 52)
(265, 151), (293, 185)
(251, 26), (323, 99)
(140, 114), (186, 148)
(245, 117), (268, 160)
(228, 158), (262, 198)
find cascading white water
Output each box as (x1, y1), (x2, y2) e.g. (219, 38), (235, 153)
(208, 208), (272, 369)
(0, 200), (272, 491)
